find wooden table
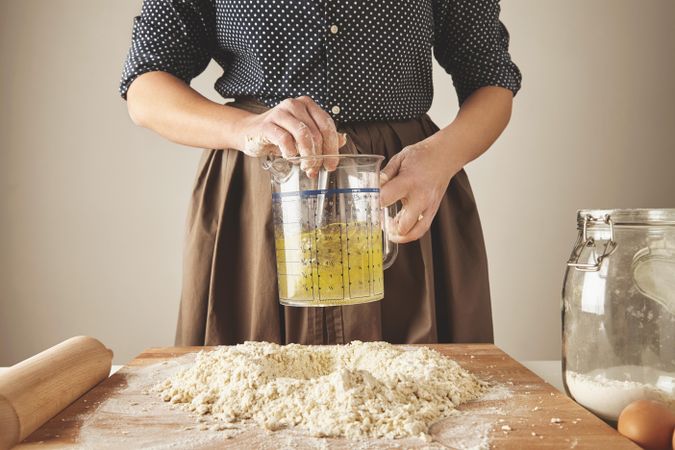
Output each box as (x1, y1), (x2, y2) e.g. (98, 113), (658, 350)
(17, 344), (639, 449)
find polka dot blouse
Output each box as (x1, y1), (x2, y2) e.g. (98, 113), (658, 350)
(120, 0), (521, 123)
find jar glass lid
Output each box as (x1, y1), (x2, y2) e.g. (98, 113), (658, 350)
(577, 209), (675, 226)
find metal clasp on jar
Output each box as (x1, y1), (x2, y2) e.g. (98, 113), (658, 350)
(567, 214), (618, 272)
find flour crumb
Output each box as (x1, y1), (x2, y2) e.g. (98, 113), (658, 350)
(155, 341), (486, 440)
(550, 417), (562, 424)
(500, 425), (512, 432)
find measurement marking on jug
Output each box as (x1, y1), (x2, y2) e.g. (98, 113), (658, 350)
(368, 205), (374, 296)
(273, 187), (386, 306)
(346, 220), (352, 300)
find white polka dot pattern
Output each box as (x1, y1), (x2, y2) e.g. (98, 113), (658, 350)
(120, 0), (522, 123)
(433, 0), (521, 105)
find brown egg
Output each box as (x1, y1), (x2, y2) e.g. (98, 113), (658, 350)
(617, 400), (675, 450)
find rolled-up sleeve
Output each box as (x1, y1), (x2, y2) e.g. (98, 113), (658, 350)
(433, 0), (522, 105)
(119, 0), (215, 99)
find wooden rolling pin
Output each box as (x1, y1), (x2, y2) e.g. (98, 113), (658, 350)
(0, 336), (112, 449)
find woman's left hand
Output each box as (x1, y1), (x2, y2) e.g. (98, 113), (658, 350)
(380, 137), (461, 243)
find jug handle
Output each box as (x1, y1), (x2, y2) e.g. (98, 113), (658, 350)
(382, 203), (399, 270)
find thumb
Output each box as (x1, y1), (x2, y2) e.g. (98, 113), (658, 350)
(380, 176), (407, 207)
(380, 153), (402, 187)
(380, 153), (410, 207)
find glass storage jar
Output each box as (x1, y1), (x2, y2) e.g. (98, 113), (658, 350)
(562, 209), (675, 422)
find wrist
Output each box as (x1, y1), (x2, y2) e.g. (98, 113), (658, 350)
(425, 128), (465, 177)
(219, 107), (256, 151)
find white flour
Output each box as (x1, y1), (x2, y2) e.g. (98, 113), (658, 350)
(566, 365), (675, 420)
(155, 341), (488, 441)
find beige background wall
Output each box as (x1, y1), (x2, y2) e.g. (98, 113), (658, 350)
(1, 0), (674, 365)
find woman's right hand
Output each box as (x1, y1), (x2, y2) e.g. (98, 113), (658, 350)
(236, 96), (345, 175)
(126, 73), (345, 174)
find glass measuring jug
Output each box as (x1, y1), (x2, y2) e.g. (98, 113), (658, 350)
(265, 154), (398, 307)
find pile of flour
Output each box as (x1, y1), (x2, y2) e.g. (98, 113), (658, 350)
(155, 341), (487, 441)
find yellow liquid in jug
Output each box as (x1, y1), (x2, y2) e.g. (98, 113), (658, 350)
(275, 223), (384, 306)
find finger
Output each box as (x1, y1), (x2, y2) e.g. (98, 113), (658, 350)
(272, 110), (315, 155)
(338, 133), (347, 148)
(284, 99), (325, 154)
(380, 175), (408, 207)
(273, 109), (322, 176)
(297, 97), (339, 172)
(391, 208), (433, 244)
(263, 122), (297, 159)
(323, 133), (348, 172)
(297, 96), (339, 155)
(380, 153), (403, 189)
(272, 111), (317, 174)
(394, 203), (425, 237)
(279, 98), (325, 176)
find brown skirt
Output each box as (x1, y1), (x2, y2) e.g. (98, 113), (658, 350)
(175, 99), (493, 346)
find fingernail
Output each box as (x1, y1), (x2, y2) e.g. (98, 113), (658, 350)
(379, 173), (389, 185)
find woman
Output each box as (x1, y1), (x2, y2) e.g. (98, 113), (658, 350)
(120, 0), (521, 346)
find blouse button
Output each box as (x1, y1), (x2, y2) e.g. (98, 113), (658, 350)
(329, 24), (339, 34)
(331, 105), (341, 115)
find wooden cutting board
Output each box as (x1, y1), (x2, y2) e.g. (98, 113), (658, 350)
(16, 344), (639, 449)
